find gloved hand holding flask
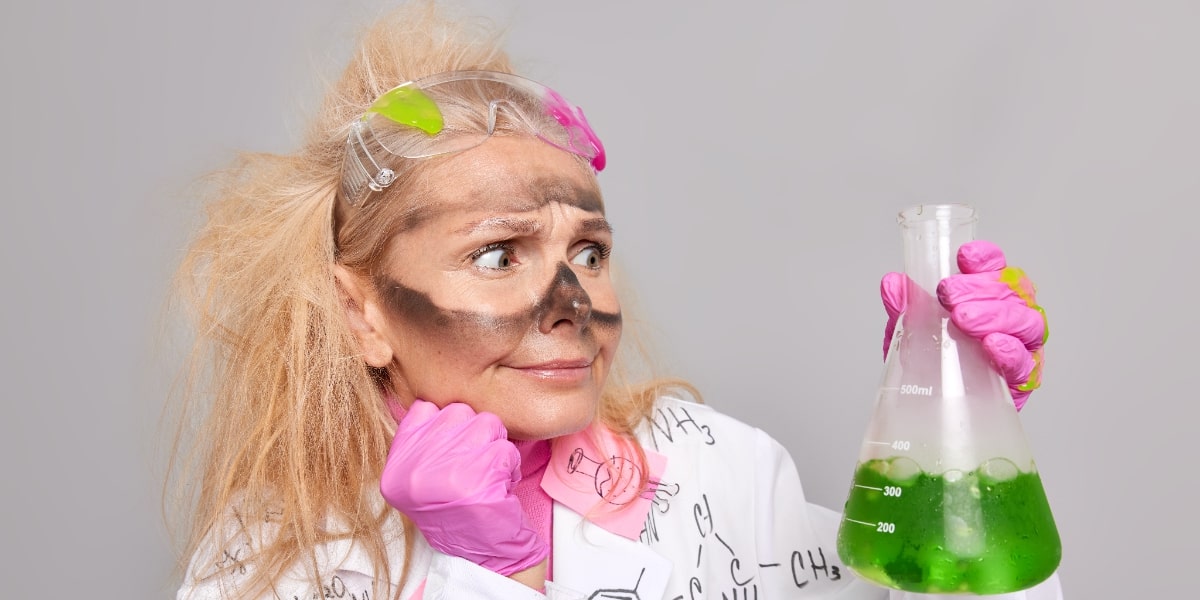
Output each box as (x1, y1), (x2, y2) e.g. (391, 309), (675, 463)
(881, 240), (1048, 410)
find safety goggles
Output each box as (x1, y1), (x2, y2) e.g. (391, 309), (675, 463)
(340, 70), (606, 207)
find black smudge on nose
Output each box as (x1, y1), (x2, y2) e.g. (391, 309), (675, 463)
(535, 263), (591, 326)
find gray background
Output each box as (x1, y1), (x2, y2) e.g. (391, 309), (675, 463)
(2, 0), (1194, 597)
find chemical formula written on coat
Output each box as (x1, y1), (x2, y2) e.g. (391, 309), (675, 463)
(649, 405), (716, 450)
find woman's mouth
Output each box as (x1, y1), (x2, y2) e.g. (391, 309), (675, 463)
(509, 358), (594, 382)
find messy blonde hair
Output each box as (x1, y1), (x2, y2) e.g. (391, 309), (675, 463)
(167, 1), (696, 598)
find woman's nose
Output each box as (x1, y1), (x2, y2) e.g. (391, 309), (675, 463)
(537, 262), (592, 333)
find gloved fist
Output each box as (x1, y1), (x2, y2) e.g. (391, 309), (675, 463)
(380, 400), (548, 576)
(881, 240), (1047, 411)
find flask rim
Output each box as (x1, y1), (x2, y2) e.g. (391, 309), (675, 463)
(897, 203), (977, 226)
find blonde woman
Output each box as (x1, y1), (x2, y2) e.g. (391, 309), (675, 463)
(170, 3), (1056, 599)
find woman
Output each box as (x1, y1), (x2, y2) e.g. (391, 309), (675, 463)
(170, 3), (1054, 599)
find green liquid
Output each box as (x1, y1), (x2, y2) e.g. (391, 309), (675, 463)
(836, 458), (1061, 594)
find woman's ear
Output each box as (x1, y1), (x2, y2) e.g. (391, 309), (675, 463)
(332, 264), (395, 368)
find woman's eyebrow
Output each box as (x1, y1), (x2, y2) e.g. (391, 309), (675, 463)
(577, 218), (613, 235)
(455, 217), (542, 236)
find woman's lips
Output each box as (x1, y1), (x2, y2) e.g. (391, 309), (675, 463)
(508, 359), (593, 381)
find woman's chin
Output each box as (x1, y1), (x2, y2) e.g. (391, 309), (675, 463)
(503, 403), (598, 441)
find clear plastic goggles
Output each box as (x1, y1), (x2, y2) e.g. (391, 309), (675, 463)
(340, 70), (606, 207)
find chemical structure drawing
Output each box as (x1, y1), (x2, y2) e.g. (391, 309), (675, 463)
(589, 568), (646, 600)
(567, 447), (675, 506)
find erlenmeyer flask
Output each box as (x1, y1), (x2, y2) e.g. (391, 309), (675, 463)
(836, 204), (1060, 595)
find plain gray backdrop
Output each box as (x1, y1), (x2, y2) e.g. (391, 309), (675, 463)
(2, 0), (1195, 597)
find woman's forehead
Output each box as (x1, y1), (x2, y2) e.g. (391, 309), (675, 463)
(418, 178), (605, 233)
(399, 139), (605, 232)
(458, 177), (604, 214)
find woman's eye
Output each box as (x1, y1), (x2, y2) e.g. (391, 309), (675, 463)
(472, 246), (515, 269)
(571, 245), (608, 269)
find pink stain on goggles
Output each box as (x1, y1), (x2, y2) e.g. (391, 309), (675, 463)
(341, 70), (606, 207)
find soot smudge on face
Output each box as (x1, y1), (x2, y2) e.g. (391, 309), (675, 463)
(541, 262), (622, 331)
(590, 307), (622, 329)
(375, 262), (620, 346)
(538, 263), (591, 327)
(375, 276), (520, 345)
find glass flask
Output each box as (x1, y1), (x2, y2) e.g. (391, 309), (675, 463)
(836, 204), (1061, 595)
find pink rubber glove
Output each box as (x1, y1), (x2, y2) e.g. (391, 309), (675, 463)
(380, 400), (549, 576)
(881, 240), (1048, 411)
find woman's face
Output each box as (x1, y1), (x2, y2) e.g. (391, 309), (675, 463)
(361, 136), (622, 440)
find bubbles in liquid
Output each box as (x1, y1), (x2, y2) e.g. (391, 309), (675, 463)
(877, 456), (922, 485)
(980, 457), (1019, 482)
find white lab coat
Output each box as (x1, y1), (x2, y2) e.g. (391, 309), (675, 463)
(177, 396), (1062, 599)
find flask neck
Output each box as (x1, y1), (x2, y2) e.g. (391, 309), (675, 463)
(899, 204), (977, 294)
